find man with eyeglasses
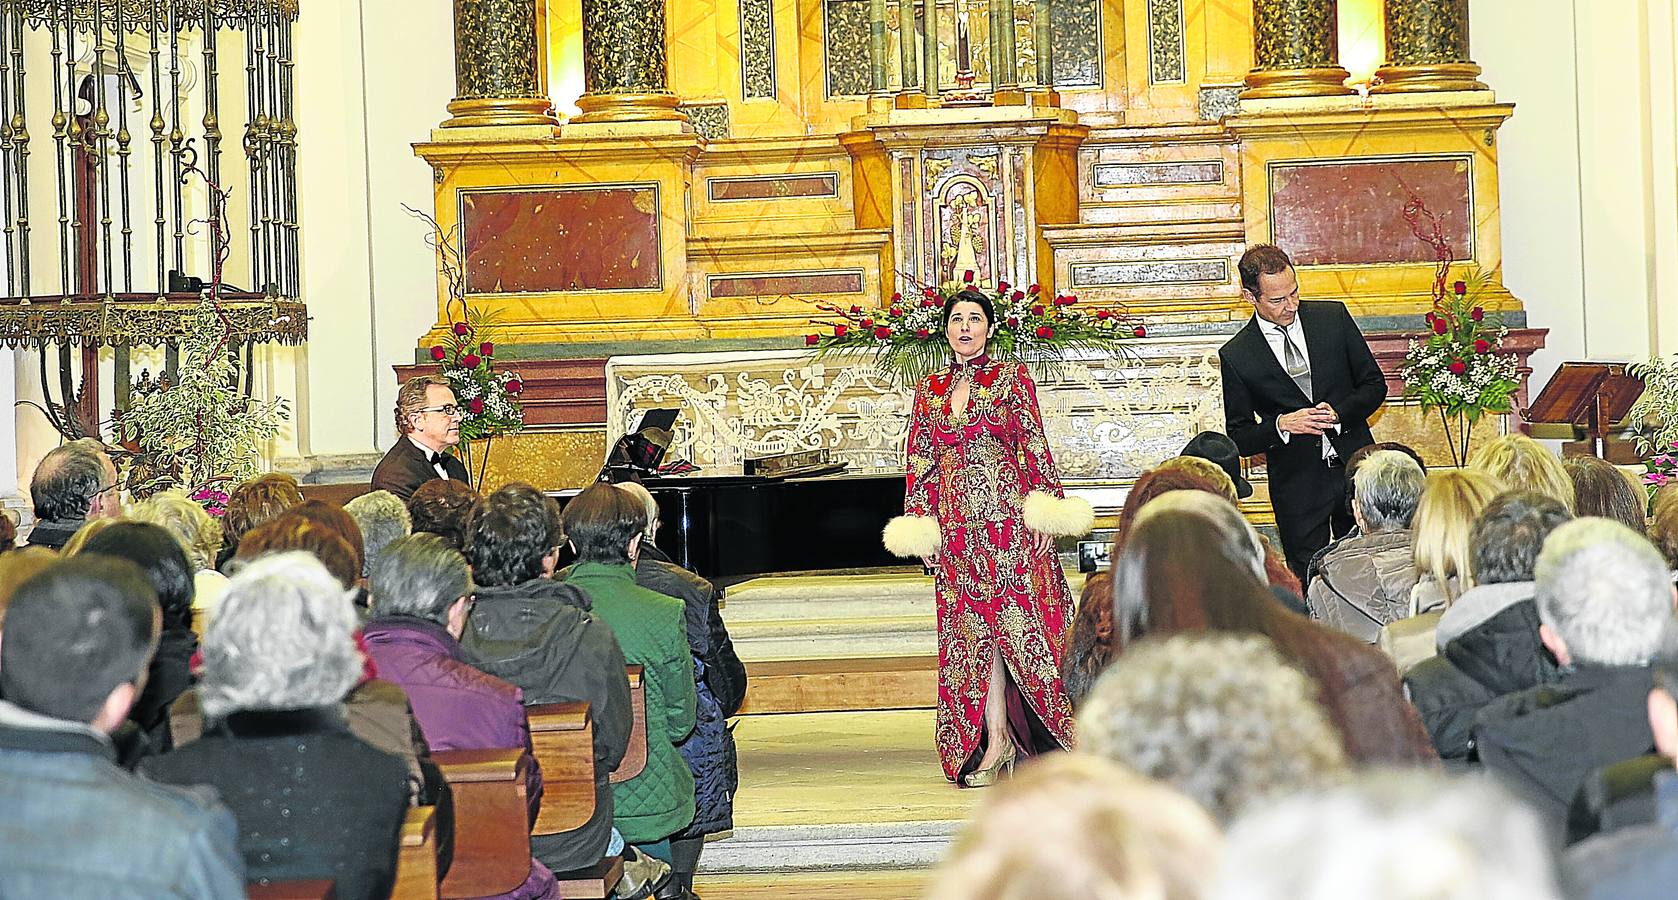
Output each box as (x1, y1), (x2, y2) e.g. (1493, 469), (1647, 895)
(373, 373), (471, 501)
(25, 440), (122, 551)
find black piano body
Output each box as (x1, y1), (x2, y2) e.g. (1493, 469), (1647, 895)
(553, 472), (908, 586)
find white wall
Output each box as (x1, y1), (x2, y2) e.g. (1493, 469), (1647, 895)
(1476, 0), (1678, 392)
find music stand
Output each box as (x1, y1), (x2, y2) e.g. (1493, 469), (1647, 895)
(1526, 362), (1645, 460)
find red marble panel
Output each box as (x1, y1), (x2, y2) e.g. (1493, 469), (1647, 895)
(707, 174), (840, 201)
(1270, 157), (1474, 266)
(462, 187), (660, 293)
(708, 271), (864, 298)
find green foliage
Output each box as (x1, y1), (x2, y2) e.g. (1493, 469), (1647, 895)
(1630, 353), (1678, 458)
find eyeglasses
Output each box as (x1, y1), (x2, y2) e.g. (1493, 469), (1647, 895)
(414, 404), (463, 418)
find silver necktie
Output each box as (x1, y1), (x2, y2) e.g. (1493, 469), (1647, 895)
(1276, 325), (1312, 399)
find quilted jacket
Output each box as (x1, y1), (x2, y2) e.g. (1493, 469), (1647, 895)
(1305, 529), (1418, 643)
(563, 561), (698, 843)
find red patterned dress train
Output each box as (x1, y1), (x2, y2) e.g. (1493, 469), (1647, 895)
(882, 355), (1090, 781)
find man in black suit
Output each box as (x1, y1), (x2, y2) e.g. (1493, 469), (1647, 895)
(1219, 244), (1387, 581)
(372, 373), (471, 501)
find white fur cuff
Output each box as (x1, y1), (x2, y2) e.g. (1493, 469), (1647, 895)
(1023, 491), (1094, 538)
(883, 515), (940, 558)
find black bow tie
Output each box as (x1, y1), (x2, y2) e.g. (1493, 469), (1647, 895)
(427, 452), (445, 468)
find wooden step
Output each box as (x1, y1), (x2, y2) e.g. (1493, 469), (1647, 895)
(739, 655), (937, 715)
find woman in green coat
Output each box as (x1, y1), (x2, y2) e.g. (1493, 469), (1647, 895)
(561, 483), (699, 894)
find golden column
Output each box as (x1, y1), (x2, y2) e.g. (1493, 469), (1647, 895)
(441, 0), (559, 128)
(1372, 0), (1486, 93)
(573, 0), (685, 123)
(1241, 0), (1354, 99)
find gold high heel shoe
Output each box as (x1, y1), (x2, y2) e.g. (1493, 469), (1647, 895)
(961, 742), (1018, 788)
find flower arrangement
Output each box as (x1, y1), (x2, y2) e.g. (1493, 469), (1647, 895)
(805, 271), (1145, 383)
(1398, 197), (1521, 467)
(426, 310), (526, 488)
(1644, 444), (1678, 491)
(1629, 353), (1678, 492)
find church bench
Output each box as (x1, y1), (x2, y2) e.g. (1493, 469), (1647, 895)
(432, 749), (537, 899)
(247, 880), (336, 899)
(553, 855), (625, 900)
(297, 481), (373, 507)
(526, 701), (598, 835)
(392, 805), (440, 900)
(609, 664), (647, 785)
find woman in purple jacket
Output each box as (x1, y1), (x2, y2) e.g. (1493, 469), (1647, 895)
(362, 533), (558, 900)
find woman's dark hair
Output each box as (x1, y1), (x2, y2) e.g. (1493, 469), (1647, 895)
(287, 499), (366, 577)
(221, 473), (303, 549)
(1563, 455), (1648, 533)
(466, 483), (562, 587)
(563, 483), (647, 565)
(408, 479), (481, 551)
(81, 521), (195, 633)
(941, 289), (995, 327)
(1112, 510), (1275, 648)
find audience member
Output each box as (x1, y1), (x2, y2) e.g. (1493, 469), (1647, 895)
(236, 515), (361, 590)
(1652, 485), (1678, 573)
(132, 490), (230, 637)
(0, 507), (16, 552)
(561, 483), (699, 878)
(1079, 632), (1347, 823)
(78, 522), (200, 755)
(1080, 490), (1434, 764)
(142, 552), (410, 900)
(460, 483), (633, 876)
(287, 499), (367, 578)
(0, 547), (56, 632)
(1475, 519), (1678, 839)
(217, 473), (303, 569)
(1565, 455), (1650, 533)
(1405, 492), (1571, 762)
(1306, 449), (1426, 642)
(26, 441), (120, 550)
(1380, 468), (1504, 670)
(1304, 441), (1427, 586)
(362, 534), (558, 900)
(1471, 433), (1574, 511)
(407, 478), (481, 552)
(0, 556), (244, 896)
(931, 752), (1222, 898)
(1565, 661), (1678, 898)
(1215, 771), (1561, 900)
(345, 489), (412, 578)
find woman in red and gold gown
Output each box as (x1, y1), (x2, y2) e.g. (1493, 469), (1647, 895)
(883, 289), (1092, 785)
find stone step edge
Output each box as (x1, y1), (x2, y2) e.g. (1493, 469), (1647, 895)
(697, 821), (959, 874)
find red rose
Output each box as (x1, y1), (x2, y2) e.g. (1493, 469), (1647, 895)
(506, 379), (523, 394)
(923, 287), (938, 298)
(468, 397), (485, 415)
(1474, 339), (1491, 354)
(834, 324), (849, 337)
(874, 325), (892, 339)
(1068, 295), (1079, 304)
(860, 317), (873, 329)
(1036, 325), (1054, 338)
(1453, 280), (1467, 296)
(963, 270), (975, 283)
(890, 306), (903, 317)
(452, 322), (470, 336)
(1031, 304), (1045, 317)
(1012, 290), (1025, 302)
(1448, 359), (1466, 375)
(999, 282), (1010, 292)
(1095, 309), (1111, 320)
(923, 297), (938, 308)
(1471, 306), (1484, 322)
(805, 334), (820, 346)
(891, 291), (903, 303)
(1133, 325), (1148, 338)
(1432, 318), (1449, 335)
(429, 345), (446, 361)
(1424, 312), (1436, 326)
(916, 328), (930, 338)
(479, 341), (494, 357)
(462, 353), (481, 368)
(850, 305), (862, 314)
(1007, 316), (1020, 328)
(1028, 283), (1041, 295)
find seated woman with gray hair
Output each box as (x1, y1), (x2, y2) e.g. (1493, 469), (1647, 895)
(1305, 449), (1427, 642)
(141, 552), (411, 900)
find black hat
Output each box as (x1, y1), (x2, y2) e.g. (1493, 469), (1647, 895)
(1180, 431), (1252, 499)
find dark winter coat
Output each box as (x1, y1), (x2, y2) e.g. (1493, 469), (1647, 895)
(1565, 770), (1678, 899)
(141, 706), (410, 900)
(638, 543), (747, 715)
(1404, 591), (1559, 763)
(1569, 753), (1668, 846)
(1476, 663), (1658, 843)
(461, 576), (632, 873)
(130, 627), (197, 754)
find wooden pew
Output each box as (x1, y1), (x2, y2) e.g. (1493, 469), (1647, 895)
(432, 749), (536, 900)
(391, 805), (439, 900)
(247, 880), (336, 899)
(526, 701), (597, 835)
(609, 664), (647, 785)
(553, 856), (625, 900)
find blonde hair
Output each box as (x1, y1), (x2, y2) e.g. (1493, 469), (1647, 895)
(132, 490), (223, 571)
(1153, 456), (1239, 502)
(1411, 470), (1505, 602)
(58, 516), (122, 558)
(930, 753), (1222, 900)
(1469, 434), (1572, 511)
(1652, 484), (1678, 569)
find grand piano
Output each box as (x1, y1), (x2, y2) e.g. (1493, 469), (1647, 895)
(552, 471), (909, 587)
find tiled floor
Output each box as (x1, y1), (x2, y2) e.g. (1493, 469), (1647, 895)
(729, 709), (980, 829)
